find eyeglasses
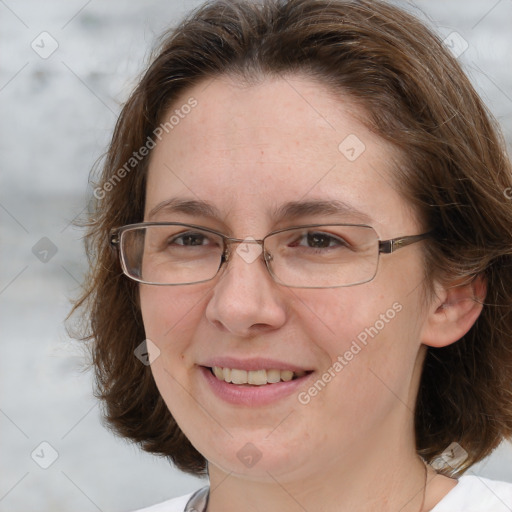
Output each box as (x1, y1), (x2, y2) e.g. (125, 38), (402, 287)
(110, 222), (431, 288)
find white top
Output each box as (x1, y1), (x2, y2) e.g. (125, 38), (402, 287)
(131, 475), (512, 512)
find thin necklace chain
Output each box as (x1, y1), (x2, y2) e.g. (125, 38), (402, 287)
(418, 459), (429, 512)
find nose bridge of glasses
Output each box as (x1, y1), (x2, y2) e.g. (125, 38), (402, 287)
(222, 236), (267, 264)
(225, 236), (264, 245)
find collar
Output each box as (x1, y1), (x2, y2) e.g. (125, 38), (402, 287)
(184, 486), (209, 511)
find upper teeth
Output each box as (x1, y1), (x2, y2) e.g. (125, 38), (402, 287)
(211, 366), (306, 385)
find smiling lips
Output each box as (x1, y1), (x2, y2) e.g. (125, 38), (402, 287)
(201, 361), (313, 406)
(210, 366), (308, 385)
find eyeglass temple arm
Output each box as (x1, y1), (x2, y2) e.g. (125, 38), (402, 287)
(379, 232), (432, 254)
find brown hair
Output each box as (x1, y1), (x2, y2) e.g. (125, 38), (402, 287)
(69, 0), (512, 476)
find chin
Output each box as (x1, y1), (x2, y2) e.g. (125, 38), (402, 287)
(207, 451), (299, 481)
(187, 427), (314, 482)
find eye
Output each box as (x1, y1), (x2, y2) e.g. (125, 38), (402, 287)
(170, 231), (211, 246)
(167, 231), (214, 247)
(293, 231), (349, 249)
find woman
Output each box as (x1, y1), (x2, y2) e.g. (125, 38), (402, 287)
(71, 0), (512, 510)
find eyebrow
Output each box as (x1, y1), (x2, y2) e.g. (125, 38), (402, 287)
(147, 198), (222, 220)
(146, 197), (373, 224)
(272, 199), (373, 224)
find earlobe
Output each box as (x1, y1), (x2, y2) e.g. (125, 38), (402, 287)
(421, 274), (487, 348)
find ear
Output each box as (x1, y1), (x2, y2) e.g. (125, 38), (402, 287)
(421, 274), (487, 348)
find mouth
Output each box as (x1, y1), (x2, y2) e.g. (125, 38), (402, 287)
(207, 366), (311, 386)
(198, 358), (315, 406)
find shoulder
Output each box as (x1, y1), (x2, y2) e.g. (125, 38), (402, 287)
(431, 475), (512, 512)
(129, 491), (196, 512)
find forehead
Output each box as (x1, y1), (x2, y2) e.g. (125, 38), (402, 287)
(145, 74), (416, 235)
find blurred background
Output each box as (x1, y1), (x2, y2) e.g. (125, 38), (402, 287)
(0, 0), (511, 511)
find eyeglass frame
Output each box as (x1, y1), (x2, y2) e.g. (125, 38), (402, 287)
(109, 222), (432, 288)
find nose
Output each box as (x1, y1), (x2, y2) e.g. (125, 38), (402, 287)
(205, 241), (287, 337)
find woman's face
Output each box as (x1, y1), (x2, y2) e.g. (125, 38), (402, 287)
(140, 74), (431, 482)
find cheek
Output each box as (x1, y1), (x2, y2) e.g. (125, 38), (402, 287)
(291, 287), (397, 354)
(293, 286), (421, 398)
(139, 287), (205, 421)
(291, 299), (420, 443)
(139, 286), (207, 357)
(304, 254), (426, 358)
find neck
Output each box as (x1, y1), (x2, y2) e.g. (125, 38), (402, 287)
(207, 423), (428, 512)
